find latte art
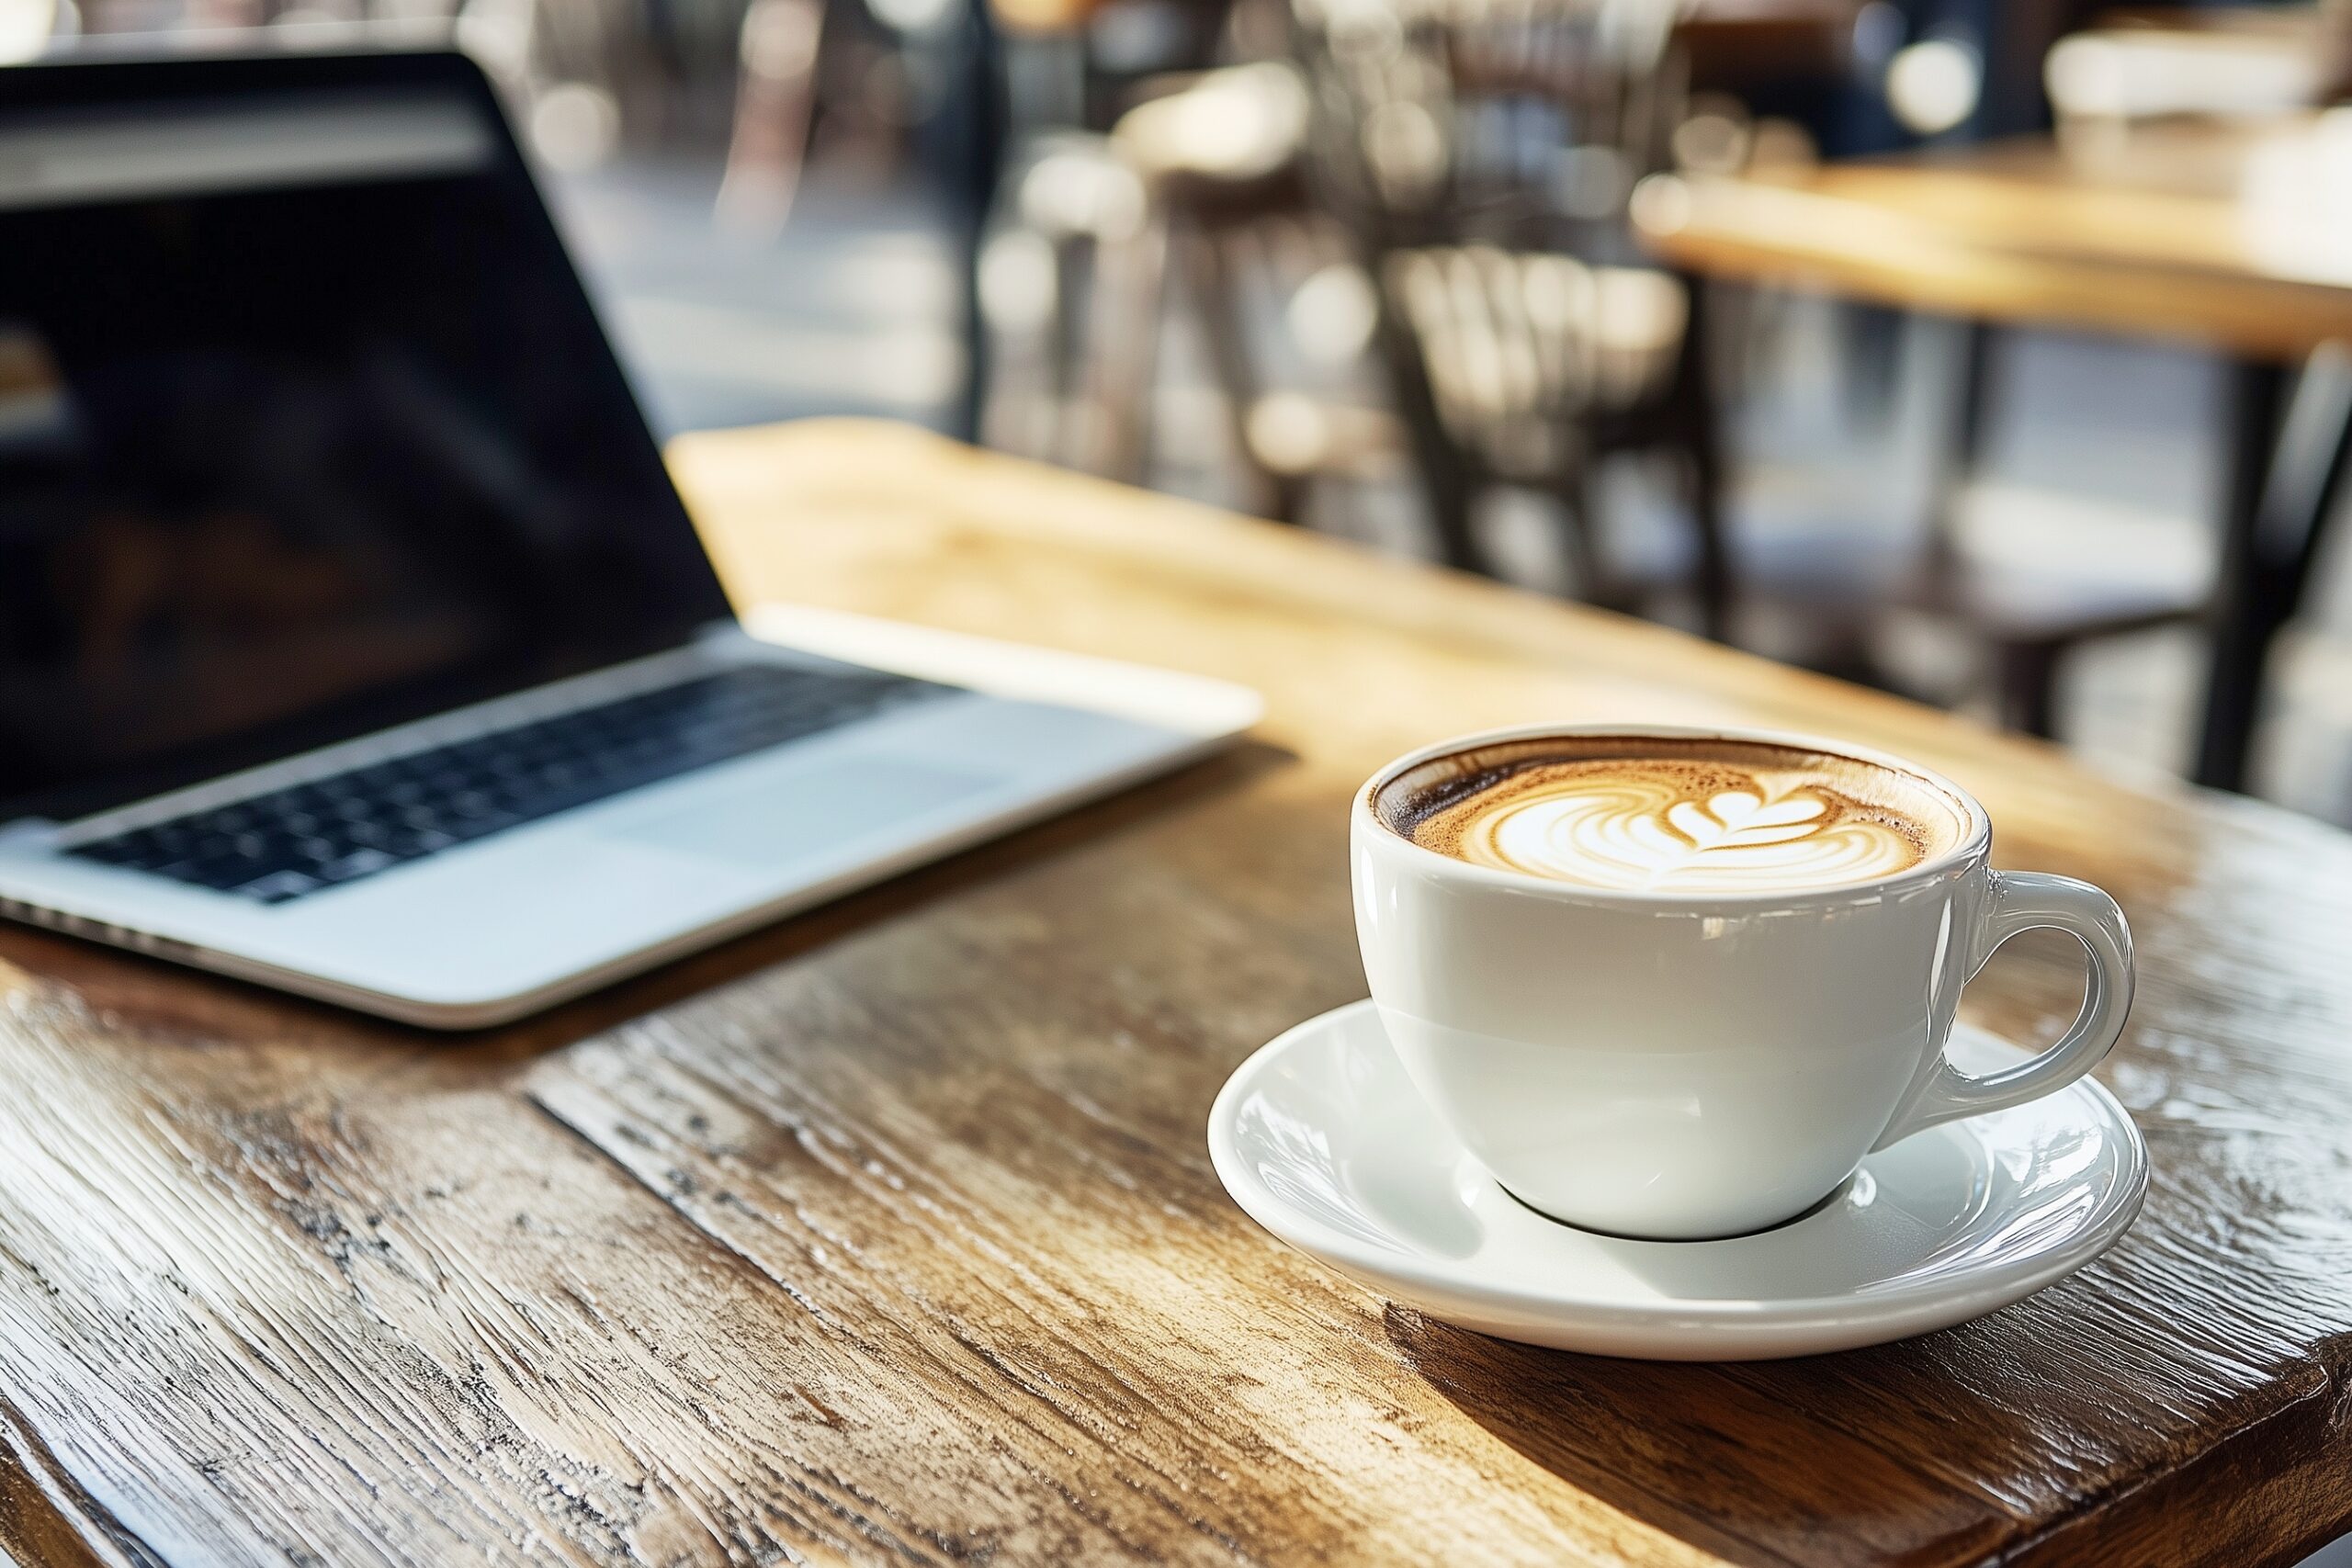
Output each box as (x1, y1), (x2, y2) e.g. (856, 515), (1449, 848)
(1390, 739), (1970, 893)
(1460, 775), (1925, 889)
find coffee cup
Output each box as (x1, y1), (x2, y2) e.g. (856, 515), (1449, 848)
(1351, 724), (2133, 1241)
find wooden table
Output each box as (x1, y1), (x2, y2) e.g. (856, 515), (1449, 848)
(5, 419), (2352, 1567)
(1635, 113), (2352, 793)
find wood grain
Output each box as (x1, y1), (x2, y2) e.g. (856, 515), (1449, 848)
(0, 419), (2348, 1565)
(1635, 116), (2352, 360)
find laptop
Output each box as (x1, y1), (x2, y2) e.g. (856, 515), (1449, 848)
(0, 49), (1260, 1026)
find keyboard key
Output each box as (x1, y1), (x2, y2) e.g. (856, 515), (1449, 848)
(236, 871), (322, 903)
(318, 849), (396, 883)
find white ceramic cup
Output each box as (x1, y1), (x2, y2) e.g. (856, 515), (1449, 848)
(1351, 724), (2134, 1241)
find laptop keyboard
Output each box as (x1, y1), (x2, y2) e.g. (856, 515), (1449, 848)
(68, 664), (955, 905)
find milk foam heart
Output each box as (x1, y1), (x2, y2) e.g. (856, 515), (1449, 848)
(1383, 737), (1971, 893)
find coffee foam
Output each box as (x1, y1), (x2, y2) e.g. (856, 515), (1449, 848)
(1381, 736), (1972, 893)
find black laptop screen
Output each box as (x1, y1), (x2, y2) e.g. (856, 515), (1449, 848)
(0, 66), (735, 823)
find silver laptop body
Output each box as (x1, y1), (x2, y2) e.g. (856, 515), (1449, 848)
(0, 50), (1258, 1025)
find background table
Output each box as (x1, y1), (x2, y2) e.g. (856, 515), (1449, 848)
(1637, 114), (2352, 794)
(2, 420), (2350, 1566)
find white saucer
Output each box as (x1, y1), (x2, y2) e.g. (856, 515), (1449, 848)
(1206, 999), (2147, 1360)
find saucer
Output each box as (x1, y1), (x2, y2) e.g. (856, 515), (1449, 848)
(1206, 999), (2147, 1360)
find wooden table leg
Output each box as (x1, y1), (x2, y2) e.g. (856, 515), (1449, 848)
(2192, 355), (2352, 792)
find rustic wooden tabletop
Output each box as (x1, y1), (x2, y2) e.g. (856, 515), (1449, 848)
(1, 420), (2347, 1566)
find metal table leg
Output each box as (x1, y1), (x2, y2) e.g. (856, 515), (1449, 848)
(953, 0), (1005, 444)
(2193, 354), (2352, 792)
(1678, 276), (1733, 643)
(1924, 320), (1996, 577)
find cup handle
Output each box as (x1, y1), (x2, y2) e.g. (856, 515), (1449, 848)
(1871, 870), (2134, 1152)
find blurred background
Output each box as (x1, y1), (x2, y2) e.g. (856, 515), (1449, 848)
(12, 0), (2352, 826)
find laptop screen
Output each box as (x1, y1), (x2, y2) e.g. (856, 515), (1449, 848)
(0, 61), (736, 824)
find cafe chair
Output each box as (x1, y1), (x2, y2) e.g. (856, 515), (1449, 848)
(1092, 60), (1317, 505)
(978, 133), (1148, 465)
(1370, 243), (1711, 611)
(1259, 0), (1732, 634)
(978, 58), (1317, 508)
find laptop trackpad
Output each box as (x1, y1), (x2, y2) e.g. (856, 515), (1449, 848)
(614, 757), (1001, 867)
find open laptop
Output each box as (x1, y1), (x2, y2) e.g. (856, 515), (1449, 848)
(0, 49), (1260, 1026)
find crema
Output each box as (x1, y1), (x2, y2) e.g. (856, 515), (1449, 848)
(1382, 737), (1971, 894)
